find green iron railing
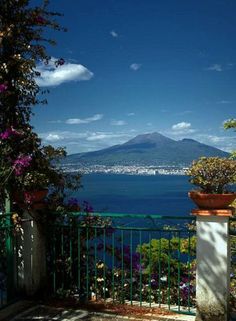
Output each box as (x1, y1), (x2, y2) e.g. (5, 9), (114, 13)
(0, 212), (15, 308)
(230, 217), (236, 307)
(47, 213), (196, 315)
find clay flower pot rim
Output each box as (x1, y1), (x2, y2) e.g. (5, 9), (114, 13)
(24, 188), (48, 193)
(188, 190), (236, 195)
(188, 191), (236, 209)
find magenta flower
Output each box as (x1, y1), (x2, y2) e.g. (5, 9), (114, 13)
(13, 155), (32, 176)
(0, 84), (8, 93)
(0, 127), (21, 140)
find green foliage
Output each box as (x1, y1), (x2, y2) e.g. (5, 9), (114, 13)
(224, 118), (236, 159)
(136, 236), (196, 273)
(187, 157), (236, 194)
(224, 119), (236, 130)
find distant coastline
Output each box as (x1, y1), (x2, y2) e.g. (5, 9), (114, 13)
(60, 164), (188, 176)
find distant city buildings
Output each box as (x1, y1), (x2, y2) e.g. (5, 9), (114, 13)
(60, 164), (188, 176)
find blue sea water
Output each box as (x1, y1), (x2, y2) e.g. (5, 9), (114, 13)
(71, 174), (194, 217)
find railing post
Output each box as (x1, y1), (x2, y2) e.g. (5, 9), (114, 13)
(17, 210), (46, 296)
(192, 208), (232, 321)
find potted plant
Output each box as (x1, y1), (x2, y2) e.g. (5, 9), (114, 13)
(187, 157), (236, 209)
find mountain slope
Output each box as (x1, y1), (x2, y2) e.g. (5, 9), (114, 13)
(64, 132), (228, 166)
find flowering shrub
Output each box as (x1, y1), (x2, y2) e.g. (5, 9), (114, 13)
(0, 1), (82, 209)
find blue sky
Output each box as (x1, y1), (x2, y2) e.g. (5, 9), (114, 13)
(33, 0), (236, 154)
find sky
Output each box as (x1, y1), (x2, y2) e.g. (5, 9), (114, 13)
(32, 0), (236, 154)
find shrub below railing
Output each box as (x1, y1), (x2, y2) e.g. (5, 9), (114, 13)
(46, 213), (196, 315)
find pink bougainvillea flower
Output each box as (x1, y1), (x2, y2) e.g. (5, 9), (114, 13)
(0, 127), (21, 140)
(0, 83), (8, 93)
(13, 155), (32, 176)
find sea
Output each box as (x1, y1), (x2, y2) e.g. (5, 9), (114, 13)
(71, 173), (194, 217)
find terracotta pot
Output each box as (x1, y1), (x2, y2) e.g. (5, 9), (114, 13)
(14, 189), (48, 204)
(24, 189), (48, 203)
(188, 191), (236, 209)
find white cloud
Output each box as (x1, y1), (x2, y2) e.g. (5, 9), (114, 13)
(195, 134), (236, 152)
(66, 114), (103, 125)
(111, 120), (127, 126)
(217, 100), (233, 104)
(43, 133), (62, 142)
(176, 110), (193, 115)
(86, 132), (128, 141)
(36, 57), (93, 87)
(170, 122), (196, 136)
(127, 112), (135, 116)
(110, 30), (118, 38)
(39, 130), (135, 153)
(130, 63), (142, 71)
(40, 131), (88, 141)
(206, 64), (223, 72)
(48, 120), (62, 124)
(172, 122), (191, 131)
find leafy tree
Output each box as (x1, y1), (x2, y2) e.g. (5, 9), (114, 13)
(0, 0), (66, 125)
(0, 0), (80, 210)
(224, 119), (236, 159)
(224, 119), (236, 130)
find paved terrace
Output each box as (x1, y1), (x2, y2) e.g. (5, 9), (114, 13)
(0, 301), (195, 321)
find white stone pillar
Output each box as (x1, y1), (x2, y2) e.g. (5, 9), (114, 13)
(17, 210), (46, 296)
(192, 209), (232, 321)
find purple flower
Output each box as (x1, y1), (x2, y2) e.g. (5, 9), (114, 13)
(133, 263), (143, 272)
(151, 278), (158, 289)
(67, 198), (78, 206)
(67, 197), (80, 210)
(83, 201), (93, 213)
(132, 252), (140, 261)
(35, 16), (46, 24)
(124, 245), (130, 254)
(0, 84), (8, 93)
(13, 155), (32, 176)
